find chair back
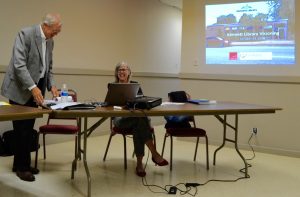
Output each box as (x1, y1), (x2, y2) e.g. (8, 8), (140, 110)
(110, 117), (134, 135)
(188, 116), (197, 128)
(163, 91), (209, 171)
(168, 90), (195, 126)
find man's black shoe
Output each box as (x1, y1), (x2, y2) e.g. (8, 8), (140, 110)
(16, 171), (35, 182)
(13, 167), (39, 175)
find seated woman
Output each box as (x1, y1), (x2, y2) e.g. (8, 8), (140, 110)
(112, 61), (168, 177)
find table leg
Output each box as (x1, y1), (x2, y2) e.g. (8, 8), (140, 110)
(70, 117), (107, 197)
(213, 115), (227, 165)
(71, 117), (82, 179)
(213, 114), (248, 178)
(83, 117), (92, 197)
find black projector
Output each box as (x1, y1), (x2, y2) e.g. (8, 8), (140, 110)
(126, 96), (162, 110)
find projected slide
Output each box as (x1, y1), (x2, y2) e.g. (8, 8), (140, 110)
(205, 0), (295, 65)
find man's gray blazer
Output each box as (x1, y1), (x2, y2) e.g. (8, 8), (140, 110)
(1, 25), (55, 105)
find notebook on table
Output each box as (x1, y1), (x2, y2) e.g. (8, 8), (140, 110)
(104, 83), (140, 106)
(188, 99), (217, 105)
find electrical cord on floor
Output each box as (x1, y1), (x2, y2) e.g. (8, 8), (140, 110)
(141, 150), (168, 194)
(186, 132), (257, 187)
(246, 132), (256, 161)
(139, 118), (198, 196)
(129, 106), (256, 194)
(141, 130), (257, 195)
(136, 111), (197, 196)
(239, 132), (256, 175)
(142, 174), (198, 196)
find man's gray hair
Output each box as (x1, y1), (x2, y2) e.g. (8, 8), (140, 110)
(42, 13), (61, 26)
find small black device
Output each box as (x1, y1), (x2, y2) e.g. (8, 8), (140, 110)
(185, 183), (200, 187)
(126, 96), (162, 110)
(168, 186), (177, 194)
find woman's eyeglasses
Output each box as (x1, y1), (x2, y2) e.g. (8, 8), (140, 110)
(118, 68), (128, 72)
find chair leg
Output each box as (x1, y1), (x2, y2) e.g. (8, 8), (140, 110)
(77, 119), (82, 160)
(77, 130), (82, 160)
(161, 134), (167, 157)
(103, 133), (129, 169)
(71, 135), (78, 180)
(122, 134), (127, 170)
(43, 133), (46, 159)
(103, 134), (113, 161)
(205, 135), (209, 170)
(71, 135), (79, 180)
(170, 136), (173, 171)
(194, 137), (200, 161)
(34, 133), (40, 169)
(132, 137), (135, 158)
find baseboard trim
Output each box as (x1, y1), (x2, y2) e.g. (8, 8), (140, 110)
(178, 138), (300, 158)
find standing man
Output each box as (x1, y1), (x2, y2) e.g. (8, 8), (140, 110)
(1, 13), (62, 182)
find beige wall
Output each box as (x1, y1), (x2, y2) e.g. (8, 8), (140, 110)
(0, 0), (182, 73)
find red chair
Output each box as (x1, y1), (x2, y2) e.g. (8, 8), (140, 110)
(34, 89), (80, 170)
(161, 91), (209, 171)
(103, 118), (156, 169)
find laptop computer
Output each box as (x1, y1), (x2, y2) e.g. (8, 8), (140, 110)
(104, 83), (140, 106)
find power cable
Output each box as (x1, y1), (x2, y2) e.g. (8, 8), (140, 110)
(141, 130), (257, 195)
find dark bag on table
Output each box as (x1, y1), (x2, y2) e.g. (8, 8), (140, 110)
(168, 91), (188, 102)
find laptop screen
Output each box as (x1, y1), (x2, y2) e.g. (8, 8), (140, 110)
(104, 83), (140, 106)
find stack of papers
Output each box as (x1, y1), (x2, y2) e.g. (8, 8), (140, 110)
(48, 102), (81, 110)
(43, 100), (96, 110)
(161, 102), (185, 106)
(0, 101), (10, 106)
(161, 100), (217, 106)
